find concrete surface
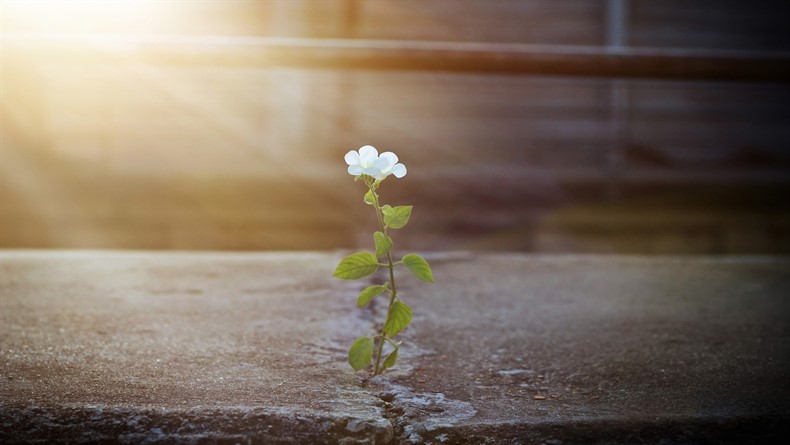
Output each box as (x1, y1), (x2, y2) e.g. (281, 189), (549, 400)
(1, 250), (789, 444)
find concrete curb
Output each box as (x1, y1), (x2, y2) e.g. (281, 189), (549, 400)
(2, 251), (789, 443)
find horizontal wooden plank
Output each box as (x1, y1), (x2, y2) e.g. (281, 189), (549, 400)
(5, 35), (790, 83)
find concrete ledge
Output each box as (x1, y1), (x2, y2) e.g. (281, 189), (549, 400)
(1, 251), (789, 443)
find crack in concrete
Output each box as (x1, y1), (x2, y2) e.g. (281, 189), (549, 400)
(369, 379), (477, 445)
(335, 269), (477, 444)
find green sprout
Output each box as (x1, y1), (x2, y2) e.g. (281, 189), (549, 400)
(333, 145), (434, 376)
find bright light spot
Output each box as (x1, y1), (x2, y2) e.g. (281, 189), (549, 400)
(2, 0), (167, 35)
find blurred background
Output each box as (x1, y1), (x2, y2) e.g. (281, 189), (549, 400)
(2, 0), (789, 253)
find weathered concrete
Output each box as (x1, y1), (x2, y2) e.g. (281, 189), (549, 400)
(1, 251), (789, 444)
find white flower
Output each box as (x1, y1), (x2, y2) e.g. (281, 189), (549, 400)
(344, 145), (407, 180)
(378, 151), (407, 179)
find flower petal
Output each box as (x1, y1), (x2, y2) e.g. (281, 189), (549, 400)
(348, 164), (363, 175)
(358, 145), (378, 164)
(380, 151), (398, 166)
(373, 155), (390, 170)
(344, 150), (360, 166)
(362, 165), (382, 176)
(391, 163), (407, 178)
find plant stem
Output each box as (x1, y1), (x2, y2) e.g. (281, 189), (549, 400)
(369, 184), (399, 376)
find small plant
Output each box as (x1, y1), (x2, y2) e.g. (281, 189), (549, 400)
(333, 145), (434, 376)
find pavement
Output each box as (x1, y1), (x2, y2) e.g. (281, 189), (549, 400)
(1, 250), (789, 444)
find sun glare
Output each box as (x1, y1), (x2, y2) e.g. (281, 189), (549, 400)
(2, 0), (167, 36)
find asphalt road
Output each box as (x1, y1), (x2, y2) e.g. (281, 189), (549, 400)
(1, 251), (789, 444)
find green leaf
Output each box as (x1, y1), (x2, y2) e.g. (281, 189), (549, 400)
(364, 190), (376, 205)
(383, 206), (412, 229)
(348, 336), (374, 371)
(332, 252), (379, 280)
(402, 254), (434, 283)
(357, 284), (387, 307)
(374, 231), (393, 257)
(383, 301), (413, 336)
(383, 346), (399, 369)
(381, 205), (393, 215)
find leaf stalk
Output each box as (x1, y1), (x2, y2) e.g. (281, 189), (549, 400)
(369, 184), (399, 376)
